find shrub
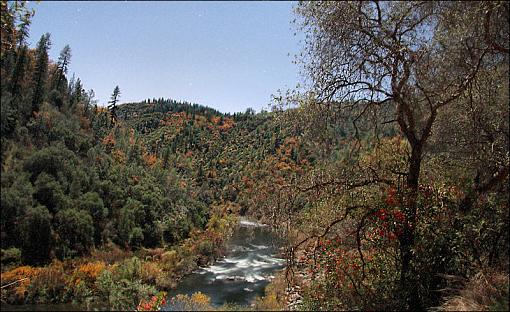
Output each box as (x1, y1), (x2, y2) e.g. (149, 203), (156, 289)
(137, 291), (167, 311)
(27, 260), (67, 303)
(1, 248), (21, 267)
(95, 262), (157, 311)
(90, 243), (132, 264)
(437, 270), (509, 311)
(197, 239), (215, 262)
(73, 261), (106, 285)
(0, 265), (41, 303)
(117, 257), (143, 280)
(108, 279), (157, 311)
(155, 271), (176, 290)
(137, 247), (165, 261)
(253, 273), (286, 311)
(72, 280), (93, 304)
(94, 269), (114, 304)
(160, 250), (179, 269)
(140, 261), (162, 284)
(168, 292), (213, 311)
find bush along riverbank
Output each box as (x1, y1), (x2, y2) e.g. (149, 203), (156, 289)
(0, 214), (237, 311)
(153, 272), (288, 311)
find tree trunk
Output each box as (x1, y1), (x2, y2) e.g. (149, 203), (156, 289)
(399, 143), (422, 310)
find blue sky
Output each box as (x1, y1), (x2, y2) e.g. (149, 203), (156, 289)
(27, 1), (302, 113)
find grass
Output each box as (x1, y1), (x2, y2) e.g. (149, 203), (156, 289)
(436, 270), (509, 311)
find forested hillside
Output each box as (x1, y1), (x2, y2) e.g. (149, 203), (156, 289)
(1, 1), (509, 311)
(0, 3), (307, 307)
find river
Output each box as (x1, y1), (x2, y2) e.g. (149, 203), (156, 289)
(1, 219), (285, 311)
(163, 219), (285, 309)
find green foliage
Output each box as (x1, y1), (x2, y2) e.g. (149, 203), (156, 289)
(0, 94), (17, 138)
(54, 208), (94, 258)
(20, 205), (52, 265)
(1, 3), (507, 311)
(31, 33), (51, 112)
(95, 269), (114, 303)
(1, 172), (33, 246)
(23, 144), (78, 182)
(196, 240), (214, 259)
(98, 257), (158, 310)
(1, 247), (21, 267)
(33, 172), (68, 213)
(129, 227), (145, 249)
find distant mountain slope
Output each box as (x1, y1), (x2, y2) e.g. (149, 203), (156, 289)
(115, 99), (306, 210)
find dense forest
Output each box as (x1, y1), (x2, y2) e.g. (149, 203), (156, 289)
(1, 1), (509, 311)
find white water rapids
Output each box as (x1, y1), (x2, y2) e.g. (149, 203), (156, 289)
(163, 219), (285, 309)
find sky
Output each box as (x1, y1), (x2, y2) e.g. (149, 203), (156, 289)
(27, 1), (303, 113)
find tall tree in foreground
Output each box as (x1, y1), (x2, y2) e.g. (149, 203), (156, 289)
(291, 1), (508, 309)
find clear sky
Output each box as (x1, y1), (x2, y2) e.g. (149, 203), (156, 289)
(27, 1), (302, 113)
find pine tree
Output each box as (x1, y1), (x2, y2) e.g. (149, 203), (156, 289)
(107, 85), (120, 124)
(84, 88), (96, 115)
(15, 10), (31, 47)
(9, 45), (28, 97)
(31, 33), (51, 112)
(53, 44), (71, 92)
(70, 77), (83, 108)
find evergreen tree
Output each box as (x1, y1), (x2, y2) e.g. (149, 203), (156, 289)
(9, 44), (28, 97)
(53, 44), (71, 92)
(107, 85), (120, 124)
(31, 33), (51, 113)
(15, 10), (31, 47)
(84, 88), (97, 115)
(70, 77), (83, 108)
